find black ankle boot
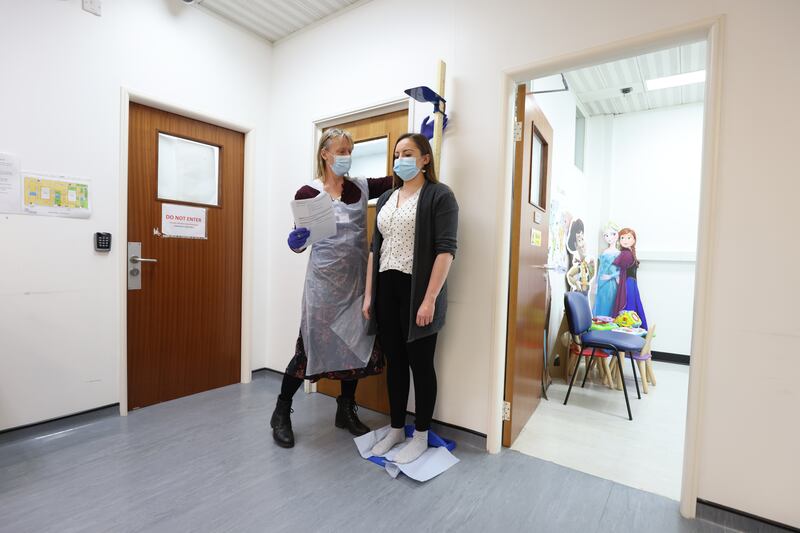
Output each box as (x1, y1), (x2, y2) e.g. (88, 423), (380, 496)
(335, 396), (370, 436)
(270, 398), (295, 448)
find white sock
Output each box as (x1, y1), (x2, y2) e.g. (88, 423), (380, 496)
(371, 427), (405, 457)
(393, 430), (428, 464)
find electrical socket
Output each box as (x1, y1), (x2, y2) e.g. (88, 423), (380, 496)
(82, 0), (101, 17)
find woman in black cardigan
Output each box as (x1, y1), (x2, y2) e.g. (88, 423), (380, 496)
(362, 133), (458, 464)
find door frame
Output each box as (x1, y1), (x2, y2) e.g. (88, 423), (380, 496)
(117, 88), (256, 415)
(487, 16), (725, 520)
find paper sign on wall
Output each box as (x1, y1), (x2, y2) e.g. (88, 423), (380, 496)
(531, 228), (542, 247)
(23, 173), (91, 218)
(0, 152), (22, 214)
(161, 203), (207, 239)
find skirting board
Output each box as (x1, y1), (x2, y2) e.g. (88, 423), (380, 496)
(0, 404), (119, 440)
(257, 367), (488, 439)
(697, 499), (799, 532)
(651, 351), (690, 365)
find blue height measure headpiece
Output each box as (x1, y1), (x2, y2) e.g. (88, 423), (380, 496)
(404, 86), (446, 114)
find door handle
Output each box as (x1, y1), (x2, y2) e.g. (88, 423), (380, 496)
(531, 264), (557, 270)
(128, 242), (156, 291)
(130, 256), (158, 264)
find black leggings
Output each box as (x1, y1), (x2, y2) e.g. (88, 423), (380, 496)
(279, 375), (357, 402)
(376, 270), (438, 432)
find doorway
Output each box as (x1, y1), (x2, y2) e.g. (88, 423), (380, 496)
(126, 102), (245, 409)
(500, 31), (719, 509)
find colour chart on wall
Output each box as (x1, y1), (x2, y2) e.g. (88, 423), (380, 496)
(23, 173), (91, 219)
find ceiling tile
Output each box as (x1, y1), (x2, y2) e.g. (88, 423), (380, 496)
(553, 40), (707, 116)
(197, 0), (364, 43)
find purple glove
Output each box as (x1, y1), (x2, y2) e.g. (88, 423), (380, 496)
(288, 227), (310, 250)
(420, 113), (449, 141)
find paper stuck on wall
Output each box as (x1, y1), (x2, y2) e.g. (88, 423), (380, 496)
(531, 228), (542, 247)
(0, 152), (22, 214)
(23, 173), (91, 218)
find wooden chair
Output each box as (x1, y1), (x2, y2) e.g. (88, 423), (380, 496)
(609, 324), (657, 393)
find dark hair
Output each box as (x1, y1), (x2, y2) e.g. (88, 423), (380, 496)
(393, 133), (438, 187)
(567, 218), (585, 253)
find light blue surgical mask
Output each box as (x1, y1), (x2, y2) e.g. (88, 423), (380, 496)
(393, 157), (420, 181)
(331, 155), (351, 176)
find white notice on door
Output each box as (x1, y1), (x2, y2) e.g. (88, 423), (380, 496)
(161, 203), (207, 239)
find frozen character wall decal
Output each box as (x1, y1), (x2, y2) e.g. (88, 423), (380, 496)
(613, 227), (648, 330)
(594, 222), (621, 317)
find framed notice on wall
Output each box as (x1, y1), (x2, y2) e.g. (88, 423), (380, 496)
(23, 173), (91, 219)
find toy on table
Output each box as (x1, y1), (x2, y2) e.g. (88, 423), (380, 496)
(591, 316), (618, 331)
(614, 310), (642, 328)
(616, 326), (647, 336)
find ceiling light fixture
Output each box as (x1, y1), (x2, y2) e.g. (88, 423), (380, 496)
(645, 70), (706, 91)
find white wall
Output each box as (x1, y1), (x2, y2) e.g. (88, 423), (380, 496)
(266, 0), (800, 526)
(0, 0), (272, 430)
(608, 103), (704, 355)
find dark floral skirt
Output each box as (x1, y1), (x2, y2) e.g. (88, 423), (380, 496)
(284, 330), (385, 382)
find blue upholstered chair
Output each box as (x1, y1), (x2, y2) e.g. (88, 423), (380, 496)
(563, 292), (645, 420)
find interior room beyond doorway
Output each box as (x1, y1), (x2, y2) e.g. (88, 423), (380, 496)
(508, 40), (707, 502)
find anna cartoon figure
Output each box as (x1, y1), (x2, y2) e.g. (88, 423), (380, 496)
(613, 228), (648, 330)
(594, 222), (620, 317)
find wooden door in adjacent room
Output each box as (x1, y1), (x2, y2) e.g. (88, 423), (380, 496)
(503, 85), (554, 446)
(127, 102), (244, 410)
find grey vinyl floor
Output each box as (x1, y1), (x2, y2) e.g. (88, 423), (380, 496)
(0, 371), (732, 533)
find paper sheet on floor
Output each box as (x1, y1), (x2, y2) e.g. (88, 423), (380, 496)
(354, 425), (459, 482)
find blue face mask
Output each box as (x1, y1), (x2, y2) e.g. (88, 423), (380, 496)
(331, 155), (351, 176)
(393, 157), (420, 181)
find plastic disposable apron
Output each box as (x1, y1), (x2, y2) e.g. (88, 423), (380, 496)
(301, 177), (375, 375)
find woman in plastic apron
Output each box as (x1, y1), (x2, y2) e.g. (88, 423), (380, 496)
(270, 128), (393, 448)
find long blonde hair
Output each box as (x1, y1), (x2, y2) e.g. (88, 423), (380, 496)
(316, 128), (354, 182)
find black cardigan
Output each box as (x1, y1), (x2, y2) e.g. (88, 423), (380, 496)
(367, 180), (459, 342)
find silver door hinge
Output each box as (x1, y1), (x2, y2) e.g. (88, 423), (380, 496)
(513, 121), (522, 142)
(502, 401), (511, 421)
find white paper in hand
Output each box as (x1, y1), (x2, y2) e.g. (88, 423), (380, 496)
(290, 192), (336, 245)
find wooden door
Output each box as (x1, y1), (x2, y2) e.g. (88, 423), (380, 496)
(315, 109), (408, 414)
(127, 103), (244, 410)
(503, 86), (554, 446)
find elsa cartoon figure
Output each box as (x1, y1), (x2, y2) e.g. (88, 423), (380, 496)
(594, 222), (621, 317)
